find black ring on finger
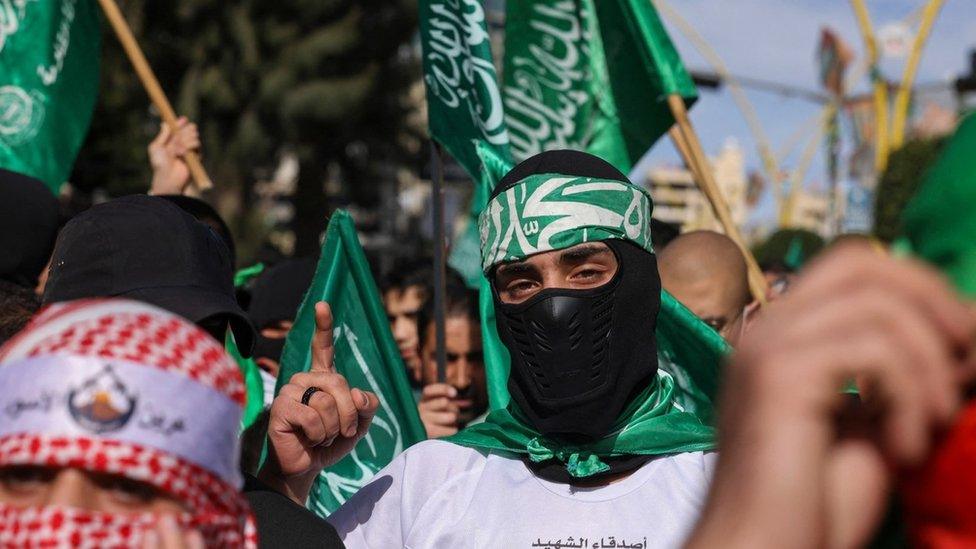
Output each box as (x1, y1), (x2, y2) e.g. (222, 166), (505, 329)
(301, 387), (320, 406)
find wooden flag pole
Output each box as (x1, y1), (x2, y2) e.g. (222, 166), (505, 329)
(667, 95), (768, 304)
(430, 143), (448, 384)
(97, 0), (213, 191)
(667, 126), (692, 169)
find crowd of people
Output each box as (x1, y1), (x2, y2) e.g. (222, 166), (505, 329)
(1, 110), (974, 548)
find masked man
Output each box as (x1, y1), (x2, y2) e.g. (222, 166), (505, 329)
(0, 299), (256, 547)
(267, 150), (719, 547)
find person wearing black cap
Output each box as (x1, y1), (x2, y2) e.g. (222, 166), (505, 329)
(42, 194), (255, 355)
(158, 194), (238, 267)
(247, 257), (318, 398)
(266, 150), (720, 548)
(0, 169), (60, 343)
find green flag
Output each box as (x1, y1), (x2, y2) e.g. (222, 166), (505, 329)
(503, 0), (696, 171)
(448, 141), (513, 288)
(277, 211), (426, 517)
(228, 263), (269, 431)
(420, 0), (515, 287)
(0, 0), (101, 193)
(902, 114), (976, 298)
(419, 0), (513, 180)
(226, 332), (265, 430)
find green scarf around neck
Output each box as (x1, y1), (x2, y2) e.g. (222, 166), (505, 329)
(445, 370), (715, 478)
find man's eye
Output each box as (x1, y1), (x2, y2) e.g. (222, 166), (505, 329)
(704, 319), (727, 332)
(0, 466), (55, 492)
(508, 280), (535, 294)
(94, 475), (159, 504)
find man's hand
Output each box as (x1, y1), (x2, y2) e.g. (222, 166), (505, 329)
(260, 302), (379, 505)
(686, 244), (976, 549)
(418, 383), (461, 438)
(148, 117), (200, 196)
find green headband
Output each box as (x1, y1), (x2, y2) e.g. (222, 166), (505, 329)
(479, 173), (655, 271)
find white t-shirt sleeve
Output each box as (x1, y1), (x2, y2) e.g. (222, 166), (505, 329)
(326, 440), (488, 548)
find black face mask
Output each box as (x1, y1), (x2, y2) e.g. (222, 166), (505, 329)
(493, 240), (661, 441)
(253, 333), (286, 365)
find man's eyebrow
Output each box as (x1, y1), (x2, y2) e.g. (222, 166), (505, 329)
(557, 244), (612, 265)
(496, 261), (535, 277)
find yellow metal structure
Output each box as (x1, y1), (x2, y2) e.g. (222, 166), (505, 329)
(891, 0), (945, 149)
(850, 0), (890, 173)
(850, 0), (946, 170)
(656, 0), (942, 228)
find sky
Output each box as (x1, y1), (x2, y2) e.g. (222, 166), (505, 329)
(632, 0), (976, 231)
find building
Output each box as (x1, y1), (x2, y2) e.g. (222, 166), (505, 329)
(789, 188), (831, 235)
(643, 139), (748, 233)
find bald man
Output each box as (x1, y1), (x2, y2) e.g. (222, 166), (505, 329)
(658, 230), (755, 345)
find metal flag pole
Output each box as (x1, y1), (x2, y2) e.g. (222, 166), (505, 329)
(430, 143), (448, 384)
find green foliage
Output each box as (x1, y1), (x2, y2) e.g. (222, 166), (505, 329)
(72, 0), (423, 260)
(873, 137), (947, 243)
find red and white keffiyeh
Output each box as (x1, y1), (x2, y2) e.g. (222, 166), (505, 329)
(0, 299), (257, 547)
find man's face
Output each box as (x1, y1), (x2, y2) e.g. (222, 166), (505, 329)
(0, 465), (184, 514)
(255, 319), (294, 377)
(384, 286), (425, 380)
(493, 242), (619, 304)
(662, 275), (747, 345)
(421, 316), (487, 425)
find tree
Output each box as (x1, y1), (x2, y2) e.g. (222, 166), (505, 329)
(72, 0), (423, 260)
(873, 137), (946, 243)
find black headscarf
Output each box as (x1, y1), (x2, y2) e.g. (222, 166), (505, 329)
(0, 170), (60, 288)
(248, 258), (318, 363)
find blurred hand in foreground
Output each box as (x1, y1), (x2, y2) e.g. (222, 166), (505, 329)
(686, 244), (976, 549)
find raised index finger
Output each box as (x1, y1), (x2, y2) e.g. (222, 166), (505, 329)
(311, 301), (336, 373)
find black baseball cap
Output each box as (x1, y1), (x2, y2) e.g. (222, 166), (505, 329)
(157, 195), (237, 266)
(42, 195), (255, 355)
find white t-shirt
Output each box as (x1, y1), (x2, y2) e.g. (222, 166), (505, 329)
(328, 439), (716, 549)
